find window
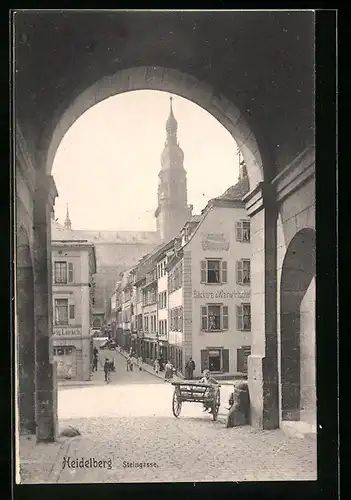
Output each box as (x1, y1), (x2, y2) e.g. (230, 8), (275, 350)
(54, 262), (67, 284)
(144, 315), (149, 332)
(158, 291), (167, 309)
(201, 348), (229, 373)
(236, 259), (251, 285)
(201, 304), (228, 331)
(236, 220), (251, 242)
(69, 304), (75, 319)
(236, 303), (251, 331)
(55, 299), (68, 325)
(200, 260), (227, 284)
(169, 261), (183, 292)
(170, 307), (183, 331)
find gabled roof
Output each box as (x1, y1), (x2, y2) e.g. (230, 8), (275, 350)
(182, 178), (250, 249)
(216, 176), (249, 202)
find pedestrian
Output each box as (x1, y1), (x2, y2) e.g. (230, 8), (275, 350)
(129, 355), (134, 371)
(103, 358), (111, 383)
(200, 369), (219, 413)
(92, 355), (98, 372)
(138, 356), (143, 371)
(93, 346), (99, 358)
(164, 361), (174, 382)
(159, 357), (164, 372)
(185, 357), (196, 380)
(154, 358), (160, 373)
(126, 356), (130, 371)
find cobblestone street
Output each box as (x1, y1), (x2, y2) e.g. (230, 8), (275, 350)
(19, 351), (317, 483)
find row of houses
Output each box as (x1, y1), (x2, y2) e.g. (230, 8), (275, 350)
(107, 170), (253, 379)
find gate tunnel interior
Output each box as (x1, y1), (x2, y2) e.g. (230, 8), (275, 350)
(280, 228), (316, 422)
(16, 226), (36, 434)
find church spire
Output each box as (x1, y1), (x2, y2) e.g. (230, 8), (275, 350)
(64, 204), (72, 230)
(166, 95), (178, 142)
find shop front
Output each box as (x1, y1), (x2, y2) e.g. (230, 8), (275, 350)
(53, 326), (91, 381)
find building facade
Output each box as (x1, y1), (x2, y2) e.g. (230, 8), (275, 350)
(51, 237), (96, 381)
(165, 171), (252, 378)
(154, 97), (193, 243)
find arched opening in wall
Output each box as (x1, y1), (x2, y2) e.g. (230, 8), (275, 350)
(47, 71), (264, 384)
(45, 66), (264, 189)
(280, 228), (316, 423)
(16, 226), (36, 434)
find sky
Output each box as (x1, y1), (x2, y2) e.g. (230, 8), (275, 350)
(52, 90), (240, 232)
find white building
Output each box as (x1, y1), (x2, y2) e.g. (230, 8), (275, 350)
(167, 170), (252, 378)
(51, 229), (96, 381)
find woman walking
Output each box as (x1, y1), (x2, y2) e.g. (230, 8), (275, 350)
(164, 361), (174, 382)
(154, 358), (160, 374)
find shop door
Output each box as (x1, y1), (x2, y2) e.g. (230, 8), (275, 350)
(54, 346), (77, 379)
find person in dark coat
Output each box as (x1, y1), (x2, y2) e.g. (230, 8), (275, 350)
(185, 358), (196, 379)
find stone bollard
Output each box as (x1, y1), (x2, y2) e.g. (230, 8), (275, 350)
(226, 380), (250, 428)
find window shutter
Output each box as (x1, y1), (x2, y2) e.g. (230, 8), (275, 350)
(69, 304), (75, 319)
(237, 347), (245, 373)
(222, 306), (229, 330)
(236, 305), (243, 330)
(68, 262), (74, 283)
(236, 260), (243, 284)
(200, 261), (207, 283)
(221, 261), (228, 283)
(222, 349), (229, 373)
(201, 349), (209, 372)
(201, 306), (208, 330)
(235, 222), (242, 241)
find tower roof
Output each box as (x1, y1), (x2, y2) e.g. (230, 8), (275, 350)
(64, 204), (72, 230)
(166, 96), (178, 135)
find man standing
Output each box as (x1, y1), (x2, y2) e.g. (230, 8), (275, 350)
(185, 357), (196, 379)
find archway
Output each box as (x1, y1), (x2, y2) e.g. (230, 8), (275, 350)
(16, 226), (36, 434)
(280, 228), (316, 422)
(42, 66), (264, 191)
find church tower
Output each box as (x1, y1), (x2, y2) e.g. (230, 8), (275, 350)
(154, 97), (192, 242)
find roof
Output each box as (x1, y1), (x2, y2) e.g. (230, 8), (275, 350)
(215, 176), (250, 202)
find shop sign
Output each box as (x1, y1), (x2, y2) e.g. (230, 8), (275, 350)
(202, 233), (230, 251)
(53, 327), (82, 337)
(193, 289), (251, 299)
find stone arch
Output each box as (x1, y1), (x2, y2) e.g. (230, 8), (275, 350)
(280, 228), (315, 422)
(43, 66), (264, 190)
(16, 225), (36, 434)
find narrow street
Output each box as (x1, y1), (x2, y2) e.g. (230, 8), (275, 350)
(36, 350), (318, 483)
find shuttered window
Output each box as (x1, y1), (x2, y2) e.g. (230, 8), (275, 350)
(201, 305), (229, 331)
(236, 259), (251, 285)
(236, 303), (251, 331)
(200, 260), (228, 284)
(236, 220), (251, 242)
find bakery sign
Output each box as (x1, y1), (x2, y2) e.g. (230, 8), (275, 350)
(202, 232), (230, 251)
(53, 327), (81, 337)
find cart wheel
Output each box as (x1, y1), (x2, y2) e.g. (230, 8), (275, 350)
(212, 390), (221, 421)
(172, 390), (182, 417)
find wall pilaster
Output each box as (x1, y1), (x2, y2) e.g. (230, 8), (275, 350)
(33, 171), (58, 442)
(243, 182), (279, 429)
